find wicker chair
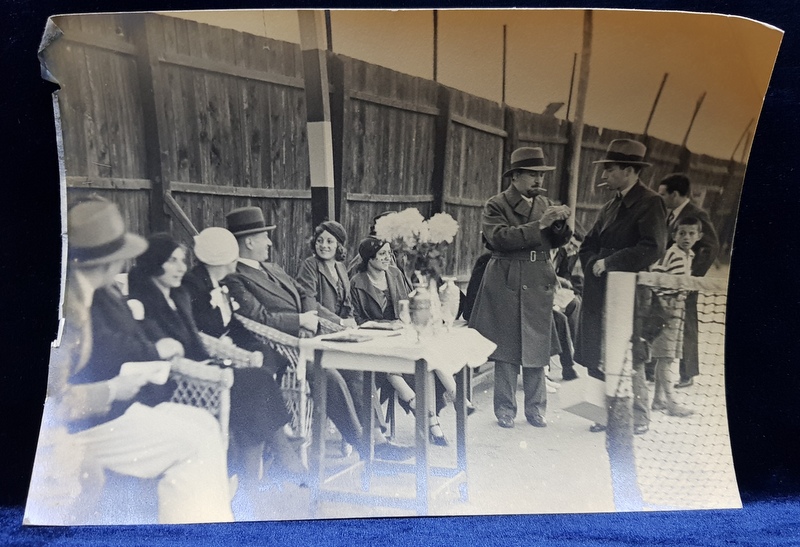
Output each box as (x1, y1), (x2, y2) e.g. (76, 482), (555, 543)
(168, 359), (235, 451)
(197, 332), (264, 369)
(57, 360), (236, 525)
(233, 314), (344, 460)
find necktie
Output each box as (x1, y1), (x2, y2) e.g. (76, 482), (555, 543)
(667, 211), (675, 227)
(601, 193), (623, 232)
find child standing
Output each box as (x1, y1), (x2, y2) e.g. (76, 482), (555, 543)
(649, 216), (704, 417)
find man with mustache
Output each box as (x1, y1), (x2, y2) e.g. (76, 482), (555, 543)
(469, 147), (572, 429)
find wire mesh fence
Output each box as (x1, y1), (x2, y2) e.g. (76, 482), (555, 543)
(605, 272), (740, 510)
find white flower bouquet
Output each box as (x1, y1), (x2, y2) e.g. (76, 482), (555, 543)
(374, 208), (459, 281)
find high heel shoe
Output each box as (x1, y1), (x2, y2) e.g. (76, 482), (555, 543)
(429, 413), (448, 446)
(397, 395), (416, 416)
(466, 400), (477, 416)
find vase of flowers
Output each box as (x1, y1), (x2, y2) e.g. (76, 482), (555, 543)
(374, 208), (460, 284)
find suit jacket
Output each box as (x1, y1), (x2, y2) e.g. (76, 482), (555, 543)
(223, 261), (340, 336)
(68, 286), (165, 429)
(49, 273), (115, 429)
(467, 184), (572, 367)
(295, 256), (353, 319)
(575, 180), (668, 371)
(350, 267), (410, 325)
(579, 181), (668, 274)
(669, 200), (720, 276)
(76, 286), (161, 385)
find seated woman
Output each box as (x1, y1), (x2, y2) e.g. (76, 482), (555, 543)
(350, 237), (449, 446)
(296, 221), (413, 459)
(127, 233), (304, 513)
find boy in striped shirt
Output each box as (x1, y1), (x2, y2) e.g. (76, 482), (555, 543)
(648, 216), (703, 417)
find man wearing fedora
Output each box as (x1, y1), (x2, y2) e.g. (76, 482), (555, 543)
(575, 139), (668, 435)
(223, 207), (413, 462)
(469, 147), (572, 429)
(222, 206), (341, 337)
(26, 198), (234, 525)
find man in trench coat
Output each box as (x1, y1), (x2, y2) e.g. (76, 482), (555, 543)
(469, 147), (572, 429)
(575, 139), (668, 435)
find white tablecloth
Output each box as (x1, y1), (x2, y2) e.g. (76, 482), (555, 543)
(298, 326), (496, 377)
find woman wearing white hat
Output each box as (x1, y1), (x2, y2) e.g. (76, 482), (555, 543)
(181, 227), (303, 514)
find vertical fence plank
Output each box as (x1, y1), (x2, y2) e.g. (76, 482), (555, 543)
(124, 13), (171, 233)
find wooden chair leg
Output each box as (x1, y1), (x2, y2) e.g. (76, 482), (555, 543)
(386, 392), (396, 441)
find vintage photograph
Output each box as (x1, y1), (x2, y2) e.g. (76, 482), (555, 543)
(25, 9), (781, 525)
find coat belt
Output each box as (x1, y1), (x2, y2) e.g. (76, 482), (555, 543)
(492, 250), (551, 262)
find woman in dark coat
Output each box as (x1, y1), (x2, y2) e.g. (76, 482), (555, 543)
(128, 233), (301, 507)
(350, 237), (449, 445)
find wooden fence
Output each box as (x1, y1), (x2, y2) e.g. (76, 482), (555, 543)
(46, 12), (745, 279)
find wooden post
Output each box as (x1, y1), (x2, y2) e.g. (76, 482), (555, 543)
(328, 52), (346, 220)
(681, 91), (706, 148)
(566, 52), (577, 121)
(566, 10), (593, 230)
(299, 11), (336, 227)
(433, 10), (439, 81)
(501, 25), (507, 104)
(643, 72), (668, 136)
(502, 106), (519, 193)
(324, 10), (333, 52)
(124, 13), (171, 234)
(604, 272), (644, 511)
(431, 86), (452, 214)
(730, 118), (755, 162)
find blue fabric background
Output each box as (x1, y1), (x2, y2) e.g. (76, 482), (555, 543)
(2, 0), (799, 544)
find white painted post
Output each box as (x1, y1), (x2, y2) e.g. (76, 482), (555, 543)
(604, 271), (637, 397)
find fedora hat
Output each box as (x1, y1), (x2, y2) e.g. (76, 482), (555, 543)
(67, 198), (148, 266)
(226, 207), (276, 237)
(593, 139), (652, 166)
(194, 227), (239, 266)
(503, 147), (556, 177)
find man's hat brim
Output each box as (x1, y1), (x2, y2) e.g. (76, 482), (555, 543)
(71, 233), (148, 267)
(593, 158), (652, 166)
(503, 165), (556, 177)
(231, 225), (277, 237)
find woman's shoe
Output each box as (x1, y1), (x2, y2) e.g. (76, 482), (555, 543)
(429, 413), (448, 446)
(397, 395), (416, 416)
(466, 400), (477, 416)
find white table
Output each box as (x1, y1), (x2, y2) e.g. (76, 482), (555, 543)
(299, 326), (496, 516)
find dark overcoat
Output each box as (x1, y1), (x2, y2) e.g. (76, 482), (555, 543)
(575, 181), (668, 372)
(468, 184), (571, 368)
(349, 267), (410, 325)
(295, 256), (353, 319)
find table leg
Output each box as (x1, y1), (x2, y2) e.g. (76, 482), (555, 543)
(414, 359), (429, 516)
(361, 371), (375, 491)
(309, 349), (328, 517)
(456, 365), (469, 502)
